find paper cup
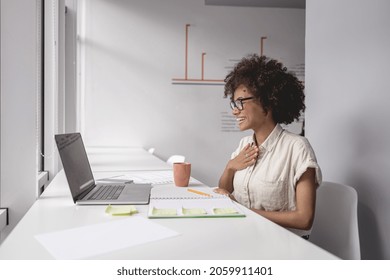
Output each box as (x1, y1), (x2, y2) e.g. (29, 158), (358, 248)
(173, 162), (191, 187)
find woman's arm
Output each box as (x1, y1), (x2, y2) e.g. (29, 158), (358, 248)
(217, 164), (236, 194)
(216, 143), (258, 194)
(251, 168), (317, 230)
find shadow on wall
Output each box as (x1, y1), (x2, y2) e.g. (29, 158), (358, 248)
(342, 114), (390, 259)
(348, 171), (385, 259)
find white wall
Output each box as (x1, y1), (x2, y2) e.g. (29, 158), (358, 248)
(306, 0), (390, 259)
(78, 0), (305, 187)
(0, 0), (39, 242)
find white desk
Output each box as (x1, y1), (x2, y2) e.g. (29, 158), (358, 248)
(86, 146), (172, 172)
(0, 148), (337, 259)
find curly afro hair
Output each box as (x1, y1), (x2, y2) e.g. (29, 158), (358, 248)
(224, 54), (305, 125)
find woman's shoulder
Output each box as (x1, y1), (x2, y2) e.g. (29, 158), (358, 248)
(238, 135), (254, 146)
(281, 129), (312, 149)
(232, 135), (254, 151)
(230, 135), (254, 158)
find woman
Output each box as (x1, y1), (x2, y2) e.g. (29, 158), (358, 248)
(215, 54), (322, 238)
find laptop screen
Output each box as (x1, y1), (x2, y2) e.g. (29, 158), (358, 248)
(55, 133), (95, 201)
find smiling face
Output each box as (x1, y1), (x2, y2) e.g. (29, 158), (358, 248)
(232, 84), (274, 132)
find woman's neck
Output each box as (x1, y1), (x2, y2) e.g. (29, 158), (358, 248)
(253, 122), (277, 145)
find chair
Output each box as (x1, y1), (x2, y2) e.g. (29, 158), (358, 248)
(310, 181), (361, 259)
(166, 155), (185, 165)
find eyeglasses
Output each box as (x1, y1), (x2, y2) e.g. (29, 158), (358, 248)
(230, 97), (255, 111)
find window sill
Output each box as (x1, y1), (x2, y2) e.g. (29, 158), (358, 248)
(37, 171), (49, 197)
(0, 208), (8, 232)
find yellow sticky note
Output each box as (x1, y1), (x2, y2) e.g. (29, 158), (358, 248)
(152, 207), (177, 216)
(105, 205), (138, 216)
(213, 208), (238, 215)
(182, 207), (207, 215)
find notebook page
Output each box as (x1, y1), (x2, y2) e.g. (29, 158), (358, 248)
(150, 186), (226, 200)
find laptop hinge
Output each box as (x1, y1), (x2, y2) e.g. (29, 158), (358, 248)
(76, 184), (96, 201)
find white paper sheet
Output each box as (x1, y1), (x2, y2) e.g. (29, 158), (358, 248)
(117, 170), (175, 184)
(34, 217), (180, 259)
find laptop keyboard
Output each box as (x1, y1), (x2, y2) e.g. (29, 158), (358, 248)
(91, 185), (125, 200)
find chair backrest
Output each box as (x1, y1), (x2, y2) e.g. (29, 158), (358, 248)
(166, 155), (185, 165)
(310, 181), (361, 260)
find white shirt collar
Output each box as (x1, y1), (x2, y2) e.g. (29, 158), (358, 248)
(252, 124), (284, 152)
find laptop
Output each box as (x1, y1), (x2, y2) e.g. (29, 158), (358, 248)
(55, 133), (152, 205)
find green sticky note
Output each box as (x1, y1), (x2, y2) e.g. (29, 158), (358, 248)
(152, 207), (177, 216)
(213, 208), (238, 215)
(105, 205), (138, 216)
(182, 207), (207, 215)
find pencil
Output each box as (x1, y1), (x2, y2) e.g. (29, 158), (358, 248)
(187, 188), (212, 197)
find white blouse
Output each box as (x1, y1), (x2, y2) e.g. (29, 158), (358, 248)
(231, 124), (322, 236)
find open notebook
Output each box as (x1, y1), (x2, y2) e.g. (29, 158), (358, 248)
(148, 186), (246, 218)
